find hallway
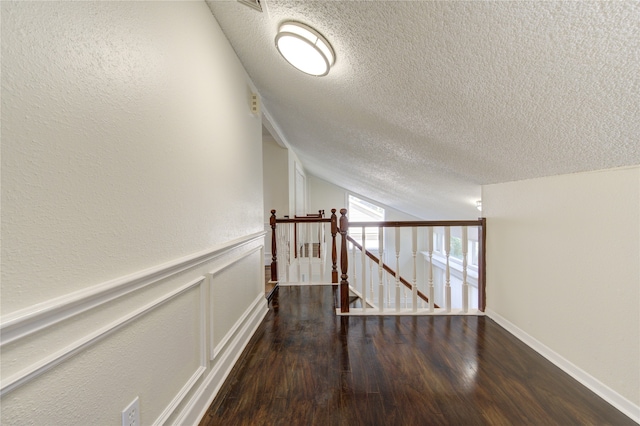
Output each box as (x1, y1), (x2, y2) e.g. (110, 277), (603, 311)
(199, 285), (633, 425)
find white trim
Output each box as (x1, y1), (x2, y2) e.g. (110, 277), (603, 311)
(337, 307), (483, 316)
(154, 366), (206, 426)
(172, 293), (268, 426)
(0, 232), (265, 347)
(1, 277), (207, 397)
(153, 280), (208, 426)
(262, 108), (290, 150)
(264, 222), (272, 265)
(207, 246), (263, 360)
(212, 293), (266, 360)
(486, 308), (640, 424)
(279, 282), (333, 287)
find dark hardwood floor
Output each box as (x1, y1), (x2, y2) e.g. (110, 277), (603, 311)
(200, 285), (634, 426)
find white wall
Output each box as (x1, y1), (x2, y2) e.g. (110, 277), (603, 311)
(483, 166), (640, 419)
(289, 151), (307, 217)
(263, 137), (289, 263)
(1, 2), (266, 424)
(263, 137), (289, 220)
(309, 175), (419, 221)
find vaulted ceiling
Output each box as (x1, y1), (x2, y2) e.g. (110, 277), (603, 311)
(208, 1), (639, 219)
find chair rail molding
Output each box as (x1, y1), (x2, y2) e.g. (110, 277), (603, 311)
(0, 231), (266, 348)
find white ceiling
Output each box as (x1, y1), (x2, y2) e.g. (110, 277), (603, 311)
(208, 1), (639, 219)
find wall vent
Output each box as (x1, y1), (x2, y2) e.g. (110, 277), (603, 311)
(250, 93), (260, 115)
(237, 0), (262, 12)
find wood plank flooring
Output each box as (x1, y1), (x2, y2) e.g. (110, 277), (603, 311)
(200, 285), (634, 426)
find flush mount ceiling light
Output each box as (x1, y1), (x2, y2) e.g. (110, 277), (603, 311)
(275, 21), (335, 76)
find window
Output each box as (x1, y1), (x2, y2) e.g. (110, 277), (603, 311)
(348, 194), (385, 251)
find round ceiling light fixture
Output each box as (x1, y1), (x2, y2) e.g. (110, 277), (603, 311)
(275, 21), (335, 76)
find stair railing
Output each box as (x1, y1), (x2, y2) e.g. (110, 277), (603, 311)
(339, 210), (486, 314)
(270, 209), (486, 315)
(270, 209), (336, 286)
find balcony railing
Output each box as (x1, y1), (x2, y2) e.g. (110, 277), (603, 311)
(270, 209), (486, 315)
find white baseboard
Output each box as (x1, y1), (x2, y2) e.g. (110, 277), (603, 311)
(486, 308), (640, 424)
(173, 293), (268, 425)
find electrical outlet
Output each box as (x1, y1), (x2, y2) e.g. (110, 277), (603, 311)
(122, 397), (140, 426)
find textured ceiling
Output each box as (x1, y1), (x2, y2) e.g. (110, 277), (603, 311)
(208, 1), (639, 219)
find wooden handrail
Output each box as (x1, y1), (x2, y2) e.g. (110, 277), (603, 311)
(275, 217), (332, 224)
(345, 234), (438, 307)
(294, 210), (325, 218)
(276, 214), (330, 260)
(348, 219), (483, 228)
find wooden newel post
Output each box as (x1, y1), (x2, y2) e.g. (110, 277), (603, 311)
(339, 208), (350, 313)
(270, 210), (278, 282)
(331, 209), (338, 284)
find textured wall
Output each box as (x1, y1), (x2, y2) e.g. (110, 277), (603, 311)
(1, 1), (265, 424)
(484, 166), (640, 411)
(1, 1), (263, 313)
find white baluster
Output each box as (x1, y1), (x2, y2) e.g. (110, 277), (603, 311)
(386, 273), (391, 308)
(319, 222), (325, 282)
(378, 227), (384, 313)
(369, 257), (374, 302)
(395, 227), (401, 312)
(427, 227), (434, 312)
(412, 226), (418, 312)
(287, 223), (292, 283)
(276, 224), (283, 283)
(462, 226), (469, 313)
(362, 227), (367, 312)
(351, 237), (357, 294)
(297, 223), (302, 283)
(277, 224), (282, 283)
(277, 224), (289, 281)
(444, 227), (451, 313)
(308, 223), (313, 283)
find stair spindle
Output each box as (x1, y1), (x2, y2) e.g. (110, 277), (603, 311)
(308, 222), (312, 283)
(369, 256), (374, 304)
(444, 227), (451, 313)
(427, 227), (434, 312)
(351, 234), (357, 292)
(286, 223), (292, 282)
(395, 227), (401, 312)
(362, 227), (367, 312)
(297, 223), (302, 282)
(412, 226), (418, 312)
(320, 222), (326, 282)
(378, 227), (384, 312)
(462, 226), (469, 313)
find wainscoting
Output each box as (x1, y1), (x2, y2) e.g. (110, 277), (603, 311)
(0, 232), (268, 425)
